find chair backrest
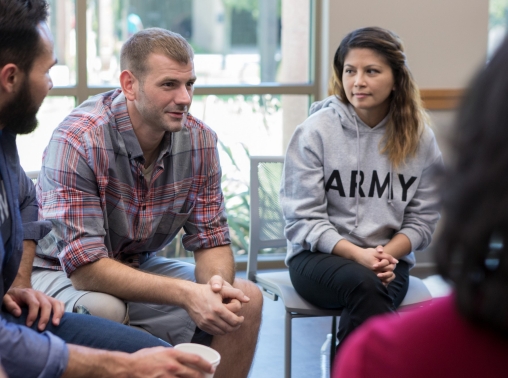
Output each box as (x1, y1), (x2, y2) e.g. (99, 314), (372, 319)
(247, 156), (286, 281)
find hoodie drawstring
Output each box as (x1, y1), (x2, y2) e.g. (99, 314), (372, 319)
(388, 163), (394, 205)
(351, 116), (360, 232)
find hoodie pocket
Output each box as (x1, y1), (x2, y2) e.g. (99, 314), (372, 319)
(347, 224), (395, 247)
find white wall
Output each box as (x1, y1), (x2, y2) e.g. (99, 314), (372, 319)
(321, 0), (489, 95)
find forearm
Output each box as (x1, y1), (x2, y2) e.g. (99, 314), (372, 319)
(70, 258), (195, 308)
(332, 238), (398, 277)
(63, 343), (214, 378)
(331, 239), (363, 262)
(62, 345), (128, 378)
(194, 245), (235, 284)
(11, 240), (37, 288)
(383, 233), (412, 259)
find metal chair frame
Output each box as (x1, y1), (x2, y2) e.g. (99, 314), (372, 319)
(247, 156), (341, 378)
(247, 156), (433, 378)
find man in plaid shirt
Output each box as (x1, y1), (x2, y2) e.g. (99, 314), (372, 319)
(31, 28), (262, 378)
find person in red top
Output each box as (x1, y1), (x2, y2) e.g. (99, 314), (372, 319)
(333, 35), (508, 378)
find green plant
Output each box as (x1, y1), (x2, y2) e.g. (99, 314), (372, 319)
(219, 140), (251, 255)
(490, 0), (508, 28)
(158, 141), (251, 258)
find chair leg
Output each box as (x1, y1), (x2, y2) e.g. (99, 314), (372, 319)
(329, 316), (337, 377)
(285, 311), (292, 378)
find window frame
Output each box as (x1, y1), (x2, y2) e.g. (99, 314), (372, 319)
(49, 0), (324, 102)
(45, 0), (324, 267)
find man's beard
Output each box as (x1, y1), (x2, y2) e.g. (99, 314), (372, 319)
(0, 76), (39, 135)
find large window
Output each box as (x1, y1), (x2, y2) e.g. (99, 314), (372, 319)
(20, 0), (322, 258)
(489, 0), (508, 58)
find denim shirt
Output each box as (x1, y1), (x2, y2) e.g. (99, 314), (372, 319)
(0, 130), (68, 378)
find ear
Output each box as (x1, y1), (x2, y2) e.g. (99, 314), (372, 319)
(120, 70), (138, 101)
(0, 64), (22, 94)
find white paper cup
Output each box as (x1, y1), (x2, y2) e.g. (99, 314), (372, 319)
(174, 343), (221, 378)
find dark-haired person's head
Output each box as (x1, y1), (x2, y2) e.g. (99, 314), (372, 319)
(437, 36), (508, 338)
(0, 0), (56, 135)
(332, 27), (413, 106)
(331, 26), (426, 168)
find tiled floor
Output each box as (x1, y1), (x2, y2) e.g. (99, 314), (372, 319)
(249, 293), (333, 378)
(243, 272), (451, 378)
(236, 270), (334, 378)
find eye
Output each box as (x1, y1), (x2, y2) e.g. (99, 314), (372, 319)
(344, 69), (354, 74)
(186, 81), (195, 88)
(162, 82), (175, 88)
(367, 69), (380, 74)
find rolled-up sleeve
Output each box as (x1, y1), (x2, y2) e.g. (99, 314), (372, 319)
(181, 132), (230, 251)
(0, 315), (69, 378)
(37, 126), (109, 276)
(18, 167), (52, 241)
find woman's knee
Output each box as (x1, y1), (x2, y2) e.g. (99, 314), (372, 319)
(347, 274), (395, 313)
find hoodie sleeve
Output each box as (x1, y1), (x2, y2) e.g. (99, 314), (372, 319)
(397, 128), (443, 251)
(280, 117), (343, 255)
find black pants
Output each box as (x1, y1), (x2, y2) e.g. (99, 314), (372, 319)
(288, 251), (409, 345)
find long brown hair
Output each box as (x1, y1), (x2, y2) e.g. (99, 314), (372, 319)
(331, 27), (426, 168)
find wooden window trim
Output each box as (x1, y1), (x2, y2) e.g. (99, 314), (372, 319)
(420, 89), (464, 110)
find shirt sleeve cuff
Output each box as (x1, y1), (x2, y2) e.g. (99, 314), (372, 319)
(316, 229), (343, 253)
(38, 332), (69, 378)
(397, 228), (422, 252)
(59, 244), (110, 277)
(22, 220), (53, 241)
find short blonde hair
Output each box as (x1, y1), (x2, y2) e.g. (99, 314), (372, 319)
(120, 27), (194, 79)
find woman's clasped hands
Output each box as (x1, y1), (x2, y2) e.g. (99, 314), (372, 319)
(357, 245), (398, 286)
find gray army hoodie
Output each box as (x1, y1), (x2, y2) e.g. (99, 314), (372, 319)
(280, 96), (443, 267)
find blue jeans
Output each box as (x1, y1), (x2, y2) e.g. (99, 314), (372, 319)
(1, 308), (170, 352)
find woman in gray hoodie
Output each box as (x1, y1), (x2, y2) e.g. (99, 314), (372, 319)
(280, 27), (443, 345)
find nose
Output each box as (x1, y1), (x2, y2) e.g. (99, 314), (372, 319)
(48, 77), (54, 91)
(175, 85), (192, 106)
(354, 72), (366, 87)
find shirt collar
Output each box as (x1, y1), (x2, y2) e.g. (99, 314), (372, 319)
(111, 90), (173, 163)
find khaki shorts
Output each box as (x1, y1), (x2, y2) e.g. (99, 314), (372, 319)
(32, 257), (204, 345)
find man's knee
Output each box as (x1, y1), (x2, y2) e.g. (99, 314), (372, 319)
(233, 278), (263, 316)
(74, 292), (129, 324)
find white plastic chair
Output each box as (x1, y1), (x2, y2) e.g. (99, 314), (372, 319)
(247, 156), (432, 378)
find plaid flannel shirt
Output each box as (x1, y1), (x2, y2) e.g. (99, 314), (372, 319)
(34, 89), (230, 276)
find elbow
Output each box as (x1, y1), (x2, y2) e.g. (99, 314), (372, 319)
(69, 273), (86, 291)
(69, 265), (93, 291)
